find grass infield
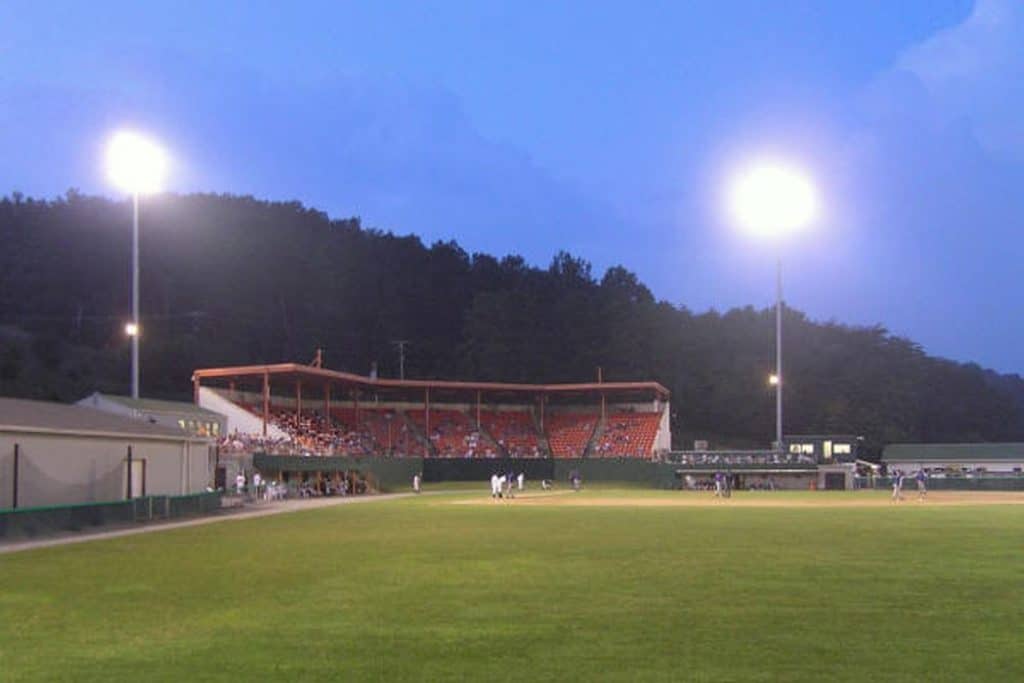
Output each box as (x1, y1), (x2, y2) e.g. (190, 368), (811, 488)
(2, 488), (1022, 681)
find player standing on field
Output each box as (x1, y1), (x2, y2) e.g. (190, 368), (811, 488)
(891, 470), (904, 502)
(915, 468), (927, 500)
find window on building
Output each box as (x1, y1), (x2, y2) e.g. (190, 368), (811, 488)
(834, 443), (851, 455)
(789, 443), (814, 455)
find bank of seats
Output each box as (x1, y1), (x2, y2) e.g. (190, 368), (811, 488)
(546, 413), (598, 458)
(406, 409), (485, 457)
(479, 410), (541, 457)
(592, 412), (661, 458)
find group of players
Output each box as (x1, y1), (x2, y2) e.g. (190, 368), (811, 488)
(891, 469), (928, 501)
(490, 472), (525, 499)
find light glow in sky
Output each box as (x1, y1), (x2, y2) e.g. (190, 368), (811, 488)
(106, 131), (167, 195)
(727, 161), (819, 239)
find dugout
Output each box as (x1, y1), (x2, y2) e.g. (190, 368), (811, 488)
(252, 453), (422, 492)
(0, 397), (212, 509)
(673, 467), (818, 491)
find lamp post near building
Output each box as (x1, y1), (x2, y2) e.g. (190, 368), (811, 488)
(728, 160), (819, 451)
(106, 131), (168, 399)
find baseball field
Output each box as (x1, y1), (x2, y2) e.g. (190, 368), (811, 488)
(2, 487), (1022, 681)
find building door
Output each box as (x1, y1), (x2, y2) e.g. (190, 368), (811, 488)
(214, 466), (226, 490)
(129, 459), (146, 498)
(824, 472), (845, 490)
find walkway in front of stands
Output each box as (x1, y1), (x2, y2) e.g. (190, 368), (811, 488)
(0, 493), (416, 556)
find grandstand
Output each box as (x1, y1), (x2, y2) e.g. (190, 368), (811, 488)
(191, 361), (671, 460)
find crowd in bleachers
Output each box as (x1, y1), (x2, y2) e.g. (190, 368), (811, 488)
(271, 408), (370, 455)
(217, 432), (291, 455)
(408, 409), (495, 458)
(223, 398), (668, 460)
(480, 410), (542, 457)
(592, 412), (660, 458)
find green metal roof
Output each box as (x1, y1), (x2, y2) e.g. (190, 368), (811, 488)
(90, 393), (222, 418)
(882, 443), (1024, 462)
(0, 397), (206, 441)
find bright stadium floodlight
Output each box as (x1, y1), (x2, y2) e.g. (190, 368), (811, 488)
(106, 131), (167, 195)
(726, 158), (819, 452)
(106, 130), (169, 399)
(727, 161), (818, 239)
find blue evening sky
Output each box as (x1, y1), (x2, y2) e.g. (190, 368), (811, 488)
(4, 1), (1024, 372)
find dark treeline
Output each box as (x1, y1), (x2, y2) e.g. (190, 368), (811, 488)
(2, 190), (1023, 456)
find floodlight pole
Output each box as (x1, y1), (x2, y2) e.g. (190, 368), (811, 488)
(775, 256), (783, 451)
(131, 191), (140, 399)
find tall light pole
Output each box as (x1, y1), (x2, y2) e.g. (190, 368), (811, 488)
(392, 340), (410, 380)
(106, 131), (167, 399)
(727, 160), (818, 451)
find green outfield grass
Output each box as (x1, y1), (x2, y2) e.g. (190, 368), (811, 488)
(2, 489), (1022, 681)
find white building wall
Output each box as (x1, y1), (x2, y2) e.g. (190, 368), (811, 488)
(0, 432), (210, 508)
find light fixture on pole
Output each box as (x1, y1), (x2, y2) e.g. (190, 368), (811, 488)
(106, 130), (167, 400)
(727, 160), (818, 451)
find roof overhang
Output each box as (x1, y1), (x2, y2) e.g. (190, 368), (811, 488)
(192, 363), (670, 400)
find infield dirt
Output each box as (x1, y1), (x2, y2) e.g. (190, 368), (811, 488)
(454, 490), (1024, 508)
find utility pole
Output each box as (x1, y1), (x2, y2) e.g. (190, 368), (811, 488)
(392, 340), (409, 380)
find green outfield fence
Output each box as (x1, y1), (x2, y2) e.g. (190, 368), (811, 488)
(0, 491), (222, 541)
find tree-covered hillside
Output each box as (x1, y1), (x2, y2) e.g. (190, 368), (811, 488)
(2, 191), (1022, 456)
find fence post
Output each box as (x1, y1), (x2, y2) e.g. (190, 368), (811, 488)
(126, 445), (133, 499)
(12, 443), (19, 509)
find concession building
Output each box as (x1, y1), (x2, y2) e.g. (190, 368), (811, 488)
(0, 397), (212, 509)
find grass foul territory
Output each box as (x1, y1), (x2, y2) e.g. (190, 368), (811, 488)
(2, 488), (1022, 682)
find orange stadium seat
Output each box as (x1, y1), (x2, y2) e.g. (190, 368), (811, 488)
(479, 410), (541, 457)
(546, 413), (598, 458)
(406, 409), (489, 457)
(592, 412), (661, 458)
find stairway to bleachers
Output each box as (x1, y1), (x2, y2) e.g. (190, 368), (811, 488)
(479, 410), (542, 457)
(592, 412), (661, 458)
(546, 412), (598, 458)
(406, 409), (491, 457)
(359, 408), (426, 456)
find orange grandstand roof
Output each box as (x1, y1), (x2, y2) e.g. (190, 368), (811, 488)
(191, 362), (669, 399)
